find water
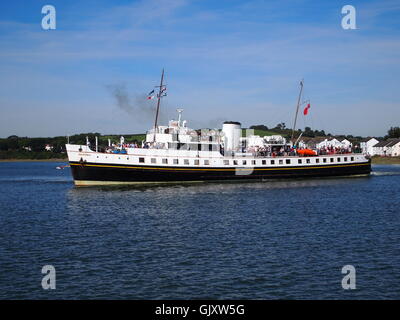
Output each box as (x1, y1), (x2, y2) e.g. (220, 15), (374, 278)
(0, 161), (399, 299)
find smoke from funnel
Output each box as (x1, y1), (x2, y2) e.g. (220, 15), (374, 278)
(107, 84), (172, 124)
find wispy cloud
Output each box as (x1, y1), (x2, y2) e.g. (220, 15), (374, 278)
(0, 0), (399, 137)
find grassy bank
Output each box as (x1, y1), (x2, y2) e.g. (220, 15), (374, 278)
(371, 156), (400, 165)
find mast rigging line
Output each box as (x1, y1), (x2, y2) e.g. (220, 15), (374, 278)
(291, 79), (304, 143)
(153, 68), (165, 142)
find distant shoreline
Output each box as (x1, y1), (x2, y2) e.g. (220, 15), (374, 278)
(0, 158), (68, 162)
(371, 156), (400, 165)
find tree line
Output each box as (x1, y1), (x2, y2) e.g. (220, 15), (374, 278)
(0, 125), (398, 159)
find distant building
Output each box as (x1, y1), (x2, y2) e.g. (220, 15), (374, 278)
(341, 139), (352, 148)
(23, 146), (32, 152)
(360, 138), (379, 156)
(45, 144), (53, 151)
(387, 139), (400, 156)
(372, 139), (400, 156)
(316, 138), (342, 149)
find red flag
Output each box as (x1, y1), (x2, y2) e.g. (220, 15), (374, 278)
(303, 103), (310, 115)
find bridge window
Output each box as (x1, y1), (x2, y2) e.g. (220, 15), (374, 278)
(184, 159), (189, 165)
(194, 160), (200, 165)
(298, 159), (302, 164)
(173, 159), (179, 164)
(224, 160), (229, 165)
(323, 158), (327, 163)
(351, 157), (354, 161)
(271, 160), (275, 165)
(233, 160), (238, 165)
(286, 159), (291, 165)
(204, 160), (210, 165)
(151, 158), (156, 164)
(262, 160), (266, 165)
(252, 160), (256, 165)
(242, 160), (247, 165)
(344, 157), (348, 162)
(337, 158), (341, 162)
(316, 158), (320, 163)
(306, 159), (311, 164)
(139, 157), (145, 163)
(330, 158), (334, 163)
(162, 158), (168, 164)
(279, 160), (283, 165)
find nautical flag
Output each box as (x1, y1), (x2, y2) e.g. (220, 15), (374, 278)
(303, 103), (311, 115)
(147, 89), (155, 100)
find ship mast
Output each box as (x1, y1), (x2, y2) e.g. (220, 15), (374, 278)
(153, 68), (165, 142)
(291, 79), (304, 143)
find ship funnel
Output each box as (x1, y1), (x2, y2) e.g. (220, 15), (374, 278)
(222, 121), (241, 153)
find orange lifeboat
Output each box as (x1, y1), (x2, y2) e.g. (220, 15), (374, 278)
(297, 149), (317, 156)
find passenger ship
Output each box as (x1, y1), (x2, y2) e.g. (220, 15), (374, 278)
(66, 71), (371, 186)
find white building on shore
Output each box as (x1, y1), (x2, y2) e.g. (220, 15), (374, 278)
(360, 138), (379, 156)
(372, 139), (400, 156)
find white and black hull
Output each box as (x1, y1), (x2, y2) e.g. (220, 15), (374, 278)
(67, 145), (371, 186)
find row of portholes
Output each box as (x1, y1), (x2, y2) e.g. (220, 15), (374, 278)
(93, 155), (356, 166)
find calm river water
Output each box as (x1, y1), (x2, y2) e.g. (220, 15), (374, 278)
(0, 162), (399, 299)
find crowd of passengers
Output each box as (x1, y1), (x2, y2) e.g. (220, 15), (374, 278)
(246, 145), (357, 157)
(98, 141), (360, 156)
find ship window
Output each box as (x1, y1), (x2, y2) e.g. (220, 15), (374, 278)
(351, 157), (354, 161)
(173, 159), (179, 164)
(151, 158), (156, 164)
(162, 158), (168, 164)
(337, 157), (341, 162)
(184, 159), (189, 165)
(298, 159), (302, 164)
(224, 160), (229, 165)
(316, 158), (320, 163)
(127, 157), (129, 160)
(344, 157), (348, 162)
(242, 160), (247, 165)
(204, 160), (210, 165)
(330, 158), (334, 163)
(233, 160), (238, 165)
(286, 159), (291, 164)
(262, 160), (266, 165)
(323, 158), (327, 163)
(271, 160), (275, 165)
(252, 160), (256, 165)
(194, 160), (200, 165)
(306, 159), (310, 164)
(139, 157), (145, 163)
(279, 160), (283, 165)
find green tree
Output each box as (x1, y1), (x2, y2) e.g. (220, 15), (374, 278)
(249, 125), (269, 131)
(387, 127), (400, 139)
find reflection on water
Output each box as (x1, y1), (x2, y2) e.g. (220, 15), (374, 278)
(1, 162), (400, 299)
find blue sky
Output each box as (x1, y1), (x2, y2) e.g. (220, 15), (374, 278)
(0, 0), (399, 137)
